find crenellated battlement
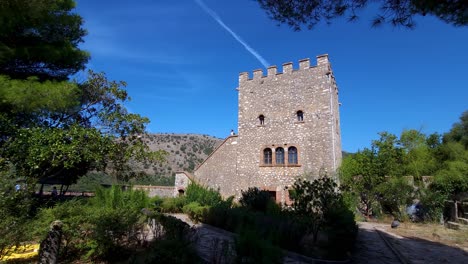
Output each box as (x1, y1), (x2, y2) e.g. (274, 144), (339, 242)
(239, 54), (330, 82)
(194, 53), (342, 204)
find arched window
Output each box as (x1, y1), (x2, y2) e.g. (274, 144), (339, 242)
(275, 147), (284, 164)
(258, 115), (265, 125)
(288, 146), (298, 164)
(263, 148), (272, 164)
(297, 111), (304, 121)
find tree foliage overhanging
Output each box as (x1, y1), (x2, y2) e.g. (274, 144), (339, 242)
(0, 0), (165, 186)
(255, 0), (468, 30)
(1, 72), (165, 185)
(0, 0), (89, 80)
(0, 0), (167, 255)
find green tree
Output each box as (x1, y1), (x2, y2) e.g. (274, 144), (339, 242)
(339, 148), (383, 217)
(1, 71), (165, 185)
(429, 111), (468, 219)
(443, 110), (468, 148)
(290, 176), (357, 256)
(339, 132), (406, 217)
(291, 177), (341, 242)
(372, 132), (405, 177)
(0, 0), (166, 256)
(400, 129), (438, 177)
(255, 0), (468, 31)
(375, 177), (413, 218)
(0, 0), (89, 80)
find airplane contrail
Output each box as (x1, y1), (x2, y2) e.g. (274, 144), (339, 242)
(195, 0), (270, 68)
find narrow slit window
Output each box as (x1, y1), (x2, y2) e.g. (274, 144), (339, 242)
(297, 111), (304, 122)
(275, 147), (284, 164)
(288, 146), (298, 164)
(263, 148), (272, 164)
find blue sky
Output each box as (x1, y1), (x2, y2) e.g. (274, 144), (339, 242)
(75, 0), (468, 152)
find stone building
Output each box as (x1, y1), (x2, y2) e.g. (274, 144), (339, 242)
(177, 54), (342, 202)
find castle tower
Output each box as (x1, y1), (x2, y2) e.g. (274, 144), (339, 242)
(236, 54), (341, 201)
(193, 54), (342, 201)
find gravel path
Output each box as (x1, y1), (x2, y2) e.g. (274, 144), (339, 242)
(354, 222), (468, 264)
(169, 215), (468, 264)
(351, 222), (402, 264)
(375, 225), (468, 264)
(169, 214), (344, 264)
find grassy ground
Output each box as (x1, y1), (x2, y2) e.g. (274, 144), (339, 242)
(384, 222), (468, 250)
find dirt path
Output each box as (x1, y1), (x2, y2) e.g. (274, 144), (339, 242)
(355, 222), (468, 264)
(351, 222), (401, 264)
(169, 214), (341, 264)
(169, 215), (468, 264)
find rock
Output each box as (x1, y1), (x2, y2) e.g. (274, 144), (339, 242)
(391, 220), (400, 228)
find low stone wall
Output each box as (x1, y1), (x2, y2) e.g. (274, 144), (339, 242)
(133, 185), (175, 198)
(175, 171), (193, 196)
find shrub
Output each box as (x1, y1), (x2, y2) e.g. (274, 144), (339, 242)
(34, 199), (91, 259)
(185, 183), (222, 207)
(0, 173), (35, 259)
(235, 228), (283, 263)
(127, 212), (201, 263)
(290, 177), (357, 259)
(322, 200), (358, 259)
(200, 196), (234, 228)
(419, 190), (446, 222)
(182, 202), (209, 223)
(34, 186), (151, 261)
(160, 196), (186, 213)
(239, 187), (272, 212)
(290, 177), (341, 243)
(376, 177), (414, 219)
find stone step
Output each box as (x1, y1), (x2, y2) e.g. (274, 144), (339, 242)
(457, 218), (468, 225)
(446, 221), (468, 230)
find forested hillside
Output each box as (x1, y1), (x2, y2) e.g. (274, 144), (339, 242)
(138, 133), (223, 176)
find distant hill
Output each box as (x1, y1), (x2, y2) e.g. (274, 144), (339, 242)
(135, 133), (223, 176)
(133, 135), (352, 177)
(73, 140), (355, 190)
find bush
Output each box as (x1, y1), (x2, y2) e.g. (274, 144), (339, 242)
(235, 228), (283, 263)
(127, 212), (201, 263)
(160, 196), (186, 213)
(0, 173), (35, 259)
(376, 177), (414, 219)
(33, 199), (89, 258)
(34, 186), (151, 261)
(182, 202), (209, 223)
(185, 183), (222, 207)
(322, 200), (358, 259)
(200, 196), (234, 228)
(290, 177), (357, 259)
(419, 190), (446, 222)
(239, 187), (272, 212)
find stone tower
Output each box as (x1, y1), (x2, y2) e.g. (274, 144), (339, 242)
(192, 54), (342, 202)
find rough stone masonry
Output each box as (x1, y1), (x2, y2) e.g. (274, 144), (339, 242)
(178, 54), (342, 203)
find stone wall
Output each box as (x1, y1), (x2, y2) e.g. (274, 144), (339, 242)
(194, 136), (238, 197)
(193, 54), (342, 200)
(132, 185), (174, 198)
(235, 55), (342, 198)
(175, 171), (193, 196)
